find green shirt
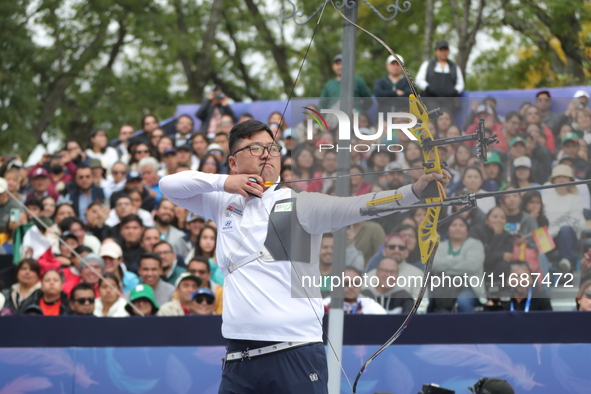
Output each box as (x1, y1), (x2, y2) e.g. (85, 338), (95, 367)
(319, 76), (374, 111)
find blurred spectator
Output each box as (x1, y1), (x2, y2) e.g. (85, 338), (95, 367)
(198, 153), (221, 175)
(416, 40), (464, 111)
(318, 234), (334, 298)
(500, 188), (538, 248)
(61, 165), (106, 222)
(106, 161), (128, 193)
(156, 136), (174, 161)
(206, 143), (227, 173)
(523, 105), (556, 153)
(119, 214), (145, 272)
(196, 87), (236, 136)
(125, 284), (159, 316)
(85, 202), (110, 241)
(41, 196), (56, 218)
(323, 266), (386, 315)
(4, 167), (23, 202)
(366, 233), (422, 299)
(572, 108), (591, 146)
(157, 272), (201, 316)
(141, 227), (161, 253)
(213, 132), (230, 157)
(347, 218), (385, 265)
(128, 142), (151, 172)
(172, 115), (194, 147)
(237, 112), (253, 123)
(292, 148), (317, 192)
(190, 133), (210, 168)
(139, 157), (162, 203)
(430, 217), (485, 313)
(267, 112), (289, 132)
(176, 144), (195, 170)
(349, 165), (372, 196)
(319, 54), (373, 116)
(137, 252), (175, 306)
(459, 166), (496, 214)
(26, 168), (58, 201)
(483, 152), (505, 191)
(361, 257), (413, 314)
(535, 91), (567, 136)
(153, 240), (185, 285)
(94, 273), (129, 317)
(190, 287), (217, 315)
(139, 114), (160, 139)
(509, 157), (539, 189)
(148, 128), (165, 156)
(85, 129), (119, 170)
(69, 283), (96, 316)
(79, 253), (105, 296)
(542, 164), (585, 272)
(308, 150), (337, 193)
(24, 270), (71, 316)
(396, 223), (420, 267)
(373, 55), (411, 114)
(100, 241), (139, 294)
(435, 109), (454, 138)
(575, 279), (591, 311)
(64, 139), (88, 167)
(470, 206), (513, 278)
(109, 124), (135, 161)
(187, 257), (223, 314)
(192, 225), (223, 285)
(501, 262), (552, 312)
(521, 191), (549, 228)
(1, 258), (42, 313)
(501, 111), (523, 145)
(557, 132), (590, 179)
(365, 150), (395, 185)
(564, 90), (589, 119)
(107, 194), (150, 231)
(218, 115), (235, 135)
(62, 245), (92, 296)
(154, 199), (189, 257)
(110, 171), (156, 213)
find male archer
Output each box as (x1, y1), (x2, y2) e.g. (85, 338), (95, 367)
(160, 119), (446, 394)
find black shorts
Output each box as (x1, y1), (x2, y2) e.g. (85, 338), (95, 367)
(219, 339), (328, 394)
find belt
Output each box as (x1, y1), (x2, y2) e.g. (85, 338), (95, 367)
(223, 341), (313, 366)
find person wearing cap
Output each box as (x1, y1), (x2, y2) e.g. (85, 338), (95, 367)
(85, 128), (119, 171)
(557, 132), (590, 179)
(153, 240), (186, 285)
(100, 241), (139, 294)
(159, 147), (179, 177)
(126, 283), (159, 316)
(318, 54), (373, 116)
(565, 89), (590, 119)
(509, 156), (539, 190)
(25, 167), (59, 202)
(206, 143), (227, 172)
(373, 54), (412, 114)
(535, 91), (568, 136)
(469, 377), (515, 394)
(416, 40), (464, 109)
(0, 177), (22, 235)
(176, 143), (196, 170)
(196, 86), (236, 135)
(157, 272), (201, 316)
(508, 136), (528, 164)
(541, 164), (585, 272)
(79, 253), (105, 297)
(186, 256), (223, 314)
(483, 152), (507, 191)
(190, 287), (216, 315)
(160, 119), (449, 393)
(61, 165), (106, 223)
(184, 211), (206, 246)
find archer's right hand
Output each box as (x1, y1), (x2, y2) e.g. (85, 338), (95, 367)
(224, 174), (264, 199)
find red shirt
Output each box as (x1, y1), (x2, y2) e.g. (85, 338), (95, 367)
(40, 298), (61, 316)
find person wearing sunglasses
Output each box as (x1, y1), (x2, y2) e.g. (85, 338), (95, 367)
(160, 119), (447, 394)
(69, 283), (96, 316)
(190, 287), (216, 315)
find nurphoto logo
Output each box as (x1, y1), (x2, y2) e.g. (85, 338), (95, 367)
(303, 107), (417, 153)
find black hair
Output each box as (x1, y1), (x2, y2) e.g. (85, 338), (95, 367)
(70, 282), (95, 301)
(88, 128), (108, 153)
(536, 90), (551, 98)
(42, 269), (63, 282)
(177, 114), (194, 126)
(59, 216), (85, 234)
(228, 120), (274, 155)
(120, 214), (144, 228)
(509, 260), (531, 273)
(114, 194), (133, 205)
(141, 114), (159, 129)
(505, 111), (522, 123)
(520, 190), (549, 228)
(197, 154), (221, 174)
(139, 252), (162, 268)
(98, 272), (121, 288)
(195, 225), (217, 258)
(238, 112), (253, 120)
(24, 197), (43, 210)
(74, 164), (91, 176)
(63, 138), (83, 152)
(189, 256), (210, 273)
(322, 232), (334, 239)
(153, 240), (173, 252)
(17, 258), (41, 278)
(87, 201), (103, 211)
(74, 245), (93, 255)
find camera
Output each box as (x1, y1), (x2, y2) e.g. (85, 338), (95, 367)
(214, 93), (225, 100)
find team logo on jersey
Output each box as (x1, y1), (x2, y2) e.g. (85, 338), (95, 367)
(274, 202), (292, 212)
(309, 373), (318, 382)
(221, 220), (233, 232)
(225, 205), (243, 217)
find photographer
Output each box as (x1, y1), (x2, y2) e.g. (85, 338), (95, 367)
(195, 87), (236, 136)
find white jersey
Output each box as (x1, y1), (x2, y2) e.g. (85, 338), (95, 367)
(159, 171), (419, 342)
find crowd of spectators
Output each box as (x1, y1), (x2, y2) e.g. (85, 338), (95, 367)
(1, 43), (591, 317)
